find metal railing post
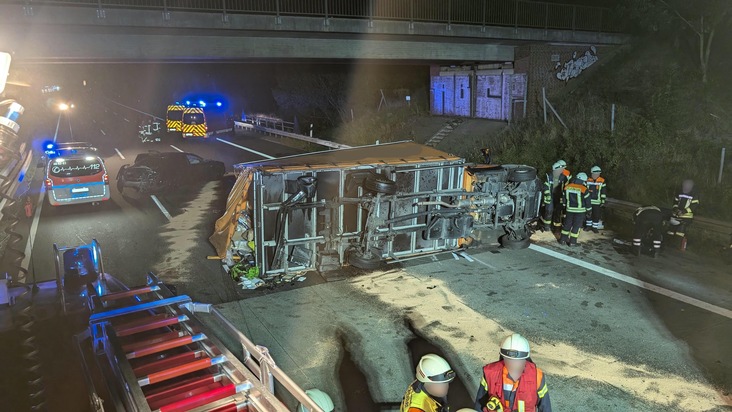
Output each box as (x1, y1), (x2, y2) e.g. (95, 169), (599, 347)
(324, 0), (329, 26)
(447, 0), (451, 30)
(23, 1), (33, 17)
(514, 0), (519, 33)
(222, 0), (228, 23)
(544, 3), (548, 33)
(162, 0), (170, 21)
(275, 0), (281, 24)
(572, 6), (576, 31)
(409, 0), (414, 30)
(96, 0), (106, 19)
(481, 0), (486, 32)
(368, 0), (374, 27)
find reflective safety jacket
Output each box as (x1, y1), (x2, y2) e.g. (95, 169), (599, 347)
(673, 191), (699, 219)
(564, 182), (590, 213)
(586, 176), (606, 205)
(475, 360), (552, 412)
(401, 381), (448, 412)
(560, 169), (571, 189)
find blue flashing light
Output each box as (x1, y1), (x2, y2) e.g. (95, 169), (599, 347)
(46, 143), (55, 150)
(216, 102), (222, 107)
(186, 100), (191, 105)
(199, 100), (206, 107)
(18, 172), (25, 182)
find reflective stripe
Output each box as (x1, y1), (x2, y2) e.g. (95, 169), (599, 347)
(678, 194), (693, 199)
(537, 383), (548, 398)
(503, 383), (514, 391)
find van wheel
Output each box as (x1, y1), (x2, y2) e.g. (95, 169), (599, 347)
(507, 166), (537, 183)
(364, 173), (397, 195)
(499, 234), (531, 249)
(348, 250), (382, 270)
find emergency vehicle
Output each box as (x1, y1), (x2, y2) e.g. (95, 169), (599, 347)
(181, 106), (207, 137)
(165, 104), (185, 132)
(46, 154), (111, 206)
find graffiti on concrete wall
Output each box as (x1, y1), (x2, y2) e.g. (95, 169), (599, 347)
(555, 46), (598, 82)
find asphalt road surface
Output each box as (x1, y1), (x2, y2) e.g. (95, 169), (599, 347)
(18, 90), (303, 303)
(8, 91), (732, 411)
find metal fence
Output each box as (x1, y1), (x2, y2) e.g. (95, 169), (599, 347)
(15, 0), (617, 32)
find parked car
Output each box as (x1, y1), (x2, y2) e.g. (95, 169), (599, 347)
(116, 151), (225, 194)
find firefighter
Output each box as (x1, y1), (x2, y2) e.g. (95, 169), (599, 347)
(632, 206), (666, 258)
(559, 173), (590, 246)
(556, 160), (571, 187)
(401, 354), (455, 412)
(667, 179), (699, 251)
(541, 162), (565, 232)
(474, 333), (552, 412)
(585, 166), (606, 233)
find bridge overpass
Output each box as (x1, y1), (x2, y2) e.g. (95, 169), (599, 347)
(0, 0), (626, 63)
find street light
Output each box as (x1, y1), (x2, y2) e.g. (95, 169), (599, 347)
(58, 103), (69, 111)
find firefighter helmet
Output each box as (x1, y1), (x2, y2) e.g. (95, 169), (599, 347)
(575, 172), (588, 182)
(500, 333), (531, 360)
(557, 160), (567, 168)
(591, 166), (602, 173)
(416, 354), (455, 384)
(297, 389), (334, 412)
(552, 161), (564, 170)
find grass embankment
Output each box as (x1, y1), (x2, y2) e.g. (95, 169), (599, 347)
(488, 41), (732, 221)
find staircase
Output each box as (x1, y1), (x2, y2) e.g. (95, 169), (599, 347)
(425, 118), (462, 147)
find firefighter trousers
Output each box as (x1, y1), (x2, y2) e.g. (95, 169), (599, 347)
(560, 212), (585, 245)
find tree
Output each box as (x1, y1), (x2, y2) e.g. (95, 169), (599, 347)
(621, 0), (732, 83)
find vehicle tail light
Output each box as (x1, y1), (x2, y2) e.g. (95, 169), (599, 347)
(103, 173), (109, 184)
(45, 179), (53, 189)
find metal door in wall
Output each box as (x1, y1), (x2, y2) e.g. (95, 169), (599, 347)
(453, 75), (471, 117)
(430, 76), (452, 115)
(475, 75), (503, 120)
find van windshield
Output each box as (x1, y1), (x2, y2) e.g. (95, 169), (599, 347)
(183, 113), (205, 124)
(168, 110), (183, 121)
(49, 158), (103, 177)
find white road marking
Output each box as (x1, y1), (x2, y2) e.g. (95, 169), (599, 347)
(92, 119), (96, 124)
(169, 145), (184, 153)
(21, 186), (47, 271)
(124, 118), (130, 123)
(529, 244), (732, 320)
(150, 195), (172, 221)
(114, 148), (125, 159)
(100, 129), (106, 136)
(215, 138), (275, 159)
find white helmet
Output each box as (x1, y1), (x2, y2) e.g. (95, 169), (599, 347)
(591, 166), (602, 173)
(455, 409), (478, 412)
(575, 172), (588, 182)
(297, 389), (334, 412)
(552, 161), (564, 171)
(557, 160), (567, 168)
(416, 354), (455, 384)
(500, 333), (531, 360)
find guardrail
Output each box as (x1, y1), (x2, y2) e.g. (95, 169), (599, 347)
(14, 0), (617, 33)
(605, 198), (732, 247)
(234, 120), (351, 149)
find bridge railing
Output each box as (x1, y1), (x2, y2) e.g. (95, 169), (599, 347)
(15, 0), (617, 32)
